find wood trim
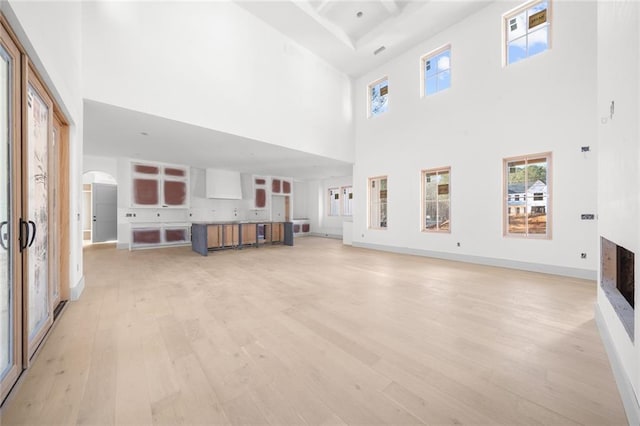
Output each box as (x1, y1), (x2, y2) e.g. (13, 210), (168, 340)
(55, 114), (70, 303)
(0, 18), (24, 405)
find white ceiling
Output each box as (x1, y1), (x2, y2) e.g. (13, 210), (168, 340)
(236, 0), (493, 76)
(83, 100), (353, 180)
(84, 1), (493, 180)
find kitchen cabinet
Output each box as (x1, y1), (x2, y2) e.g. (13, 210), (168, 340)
(192, 222), (293, 256)
(130, 223), (191, 250)
(131, 161), (189, 208)
(241, 223), (257, 245)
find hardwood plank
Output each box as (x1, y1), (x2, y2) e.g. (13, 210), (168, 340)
(1, 237), (627, 425)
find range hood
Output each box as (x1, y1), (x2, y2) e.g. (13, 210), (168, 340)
(205, 169), (242, 199)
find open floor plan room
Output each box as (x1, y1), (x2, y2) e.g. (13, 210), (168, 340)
(2, 238), (626, 425)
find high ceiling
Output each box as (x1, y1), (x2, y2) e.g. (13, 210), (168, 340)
(236, 0), (493, 76)
(83, 1), (493, 180)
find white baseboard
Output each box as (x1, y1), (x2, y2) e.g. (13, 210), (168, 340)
(596, 304), (638, 426)
(70, 276), (85, 301)
(351, 242), (596, 280)
(309, 232), (342, 240)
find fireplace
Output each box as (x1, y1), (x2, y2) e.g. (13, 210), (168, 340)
(601, 237), (635, 340)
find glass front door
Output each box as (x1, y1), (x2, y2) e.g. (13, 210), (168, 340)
(0, 24), (22, 403)
(25, 74), (53, 360)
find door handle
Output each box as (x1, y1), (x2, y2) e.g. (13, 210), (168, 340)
(19, 218), (29, 252)
(0, 221), (7, 250)
(28, 220), (36, 247)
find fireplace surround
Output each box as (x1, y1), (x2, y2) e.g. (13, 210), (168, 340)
(601, 237), (635, 340)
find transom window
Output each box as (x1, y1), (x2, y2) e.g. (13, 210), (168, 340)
(504, 0), (550, 65)
(369, 176), (387, 229)
(504, 153), (552, 238)
(368, 77), (388, 117)
(421, 46), (451, 97)
(422, 167), (450, 232)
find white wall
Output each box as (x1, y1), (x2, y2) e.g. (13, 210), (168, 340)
(3, 1), (84, 298)
(83, 154), (117, 180)
(307, 176), (353, 238)
(596, 0), (640, 422)
(81, 1), (354, 163)
(293, 180), (309, 219)
(352, 1), (598, 279)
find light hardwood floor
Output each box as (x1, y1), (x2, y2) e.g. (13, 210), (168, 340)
(1, 237), (627, 425)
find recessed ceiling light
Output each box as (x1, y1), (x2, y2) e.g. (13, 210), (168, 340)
(374, 46), (386, 55)
(356, 11), (363, 18)
(140, 132), (149, 136)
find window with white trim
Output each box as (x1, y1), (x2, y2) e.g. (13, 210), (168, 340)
(504, 0), (550, 65)
(422, 167), (450, 232)
(421, 46), (451, 97)
(504, 153), (551, 238)
(368, 77), (388, 117)
(369, 176), (387, 229)
(342, 186), (353, 216)
(328, 187), (340, 216)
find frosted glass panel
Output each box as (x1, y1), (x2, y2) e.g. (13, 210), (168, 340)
(0, 47), (12, 378)
(27, 83), (49, 339)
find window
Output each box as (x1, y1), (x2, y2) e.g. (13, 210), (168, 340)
(421, 45), (451, 97)
(342, 186), (353, 216)
(328, 187), (340, 216)
(369, 176), (387, 229)
(504, 153), (551, 238)
(504, 0), (550, 65)
(422, 167), (450, 232)
(368, 76), (388, 117)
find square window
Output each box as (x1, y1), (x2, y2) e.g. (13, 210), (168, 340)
(504, 0), (550, 66)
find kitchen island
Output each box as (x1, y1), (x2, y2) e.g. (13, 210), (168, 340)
(191, 221), (293, 256)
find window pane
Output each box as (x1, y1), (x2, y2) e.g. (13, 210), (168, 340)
(508, 208), (526, 234)
(425, 201), (437, 229)
(438, 69), (451, 92)
(508, 40), (527, 65)
(507, 11), (527, 41)
(370, 79), (388, 116)
(425, 58), (436, 78)
(426, 76), (437, 95)
(437, 51), (450, 71)
(424, 173), (437, 201)
(438, 200), (450, 230)
(527, 196), (547, 234)
(527, 26), (548, 57)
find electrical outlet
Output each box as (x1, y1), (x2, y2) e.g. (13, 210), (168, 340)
(581, 214), (595, 220)
(581, 253), (587, 259)
(457, 242), (461, 247)
(581, 146), (590, 152)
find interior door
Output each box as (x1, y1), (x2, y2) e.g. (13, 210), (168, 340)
(92, 183), (117, 243)
(24, 67), (54, 361)
(0, 23), (23, 403)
